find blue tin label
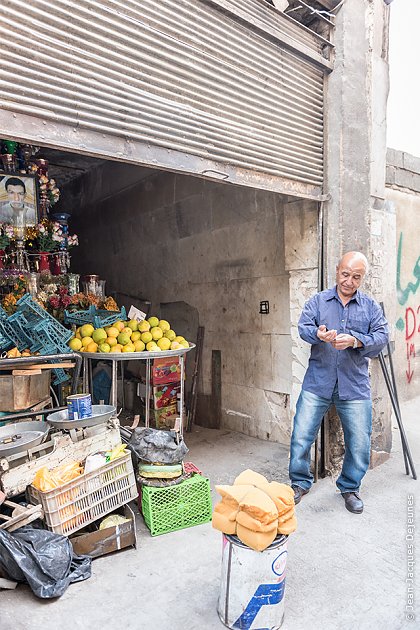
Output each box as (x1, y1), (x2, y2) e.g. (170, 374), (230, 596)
(67, 394), (92, 420)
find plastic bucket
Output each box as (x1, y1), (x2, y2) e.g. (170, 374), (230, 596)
(217, 533), (288, 630)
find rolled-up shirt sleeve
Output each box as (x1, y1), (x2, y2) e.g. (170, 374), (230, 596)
(350, 303), (389, 358)
(298, 296), (322, 345)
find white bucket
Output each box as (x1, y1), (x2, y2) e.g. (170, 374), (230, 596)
(217, 534), (288, 630)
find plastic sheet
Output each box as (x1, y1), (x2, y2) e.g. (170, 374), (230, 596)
(128, 427), (188, 464)
(32, 461), (83, 491)
(0, 526), (91, 598)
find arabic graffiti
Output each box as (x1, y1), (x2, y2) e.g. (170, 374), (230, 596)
(404, 306), (418, 384)
(396, 232), (420, 384)
(397, 232), (420, 306)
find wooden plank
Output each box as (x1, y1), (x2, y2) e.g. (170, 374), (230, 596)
(29, 397), (53, 412)
(12, 369), (42, 376)
(187, 326), (205, 432)
(0, 362), (75, 371)
(209, 350), (221, 429)
(0, 427), (121, 498)
(0, 504), (43, 532)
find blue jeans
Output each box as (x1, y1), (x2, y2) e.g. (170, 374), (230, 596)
(289, 386), (372, 493)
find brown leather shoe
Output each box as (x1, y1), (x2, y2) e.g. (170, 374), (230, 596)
(342, 491), (364, 514)
(291, 485), (309, 505)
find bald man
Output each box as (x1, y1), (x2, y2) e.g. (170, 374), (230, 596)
(289, 252), (389, 514)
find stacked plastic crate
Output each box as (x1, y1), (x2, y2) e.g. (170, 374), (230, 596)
(0, 306), (20, 352)
(64, 305), (127, 328)
(0, 295), (73, 384)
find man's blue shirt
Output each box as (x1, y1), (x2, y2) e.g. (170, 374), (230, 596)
(298, 286), (389, 400)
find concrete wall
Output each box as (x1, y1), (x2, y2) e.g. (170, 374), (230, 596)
(65, 161), (318, 444)
(324, 0), (392, 467)
(386, 149), (420, 401)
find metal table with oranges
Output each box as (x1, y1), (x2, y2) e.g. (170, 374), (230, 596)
(78, 344), (195, 436)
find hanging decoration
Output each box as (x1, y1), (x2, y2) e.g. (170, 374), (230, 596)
(0, 141), (77, 275)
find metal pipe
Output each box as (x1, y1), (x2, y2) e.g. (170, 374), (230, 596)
(71, 354), (82, 397)
(180, 354), (185, 437)
(145, 359), (150, 428)
(0, 352), (79, 369)
(386, 348), (409, 475)
(111, 360), (118, 409)
(379, 302), (409, 475)
(0, 406), (66, 423)
(379, 352), (410, 476)
(379, 353), (417, 480)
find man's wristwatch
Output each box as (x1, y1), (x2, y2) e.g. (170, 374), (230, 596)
(353, 337), (358, 349)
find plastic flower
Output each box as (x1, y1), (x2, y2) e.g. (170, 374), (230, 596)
(49, 295), (60, 309)
(0, 223), (15, 248)
(37, 291), (48, 303)
(4, 225), (14, 238)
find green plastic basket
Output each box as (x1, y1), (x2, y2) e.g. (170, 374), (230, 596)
(141, 474), (212, 536)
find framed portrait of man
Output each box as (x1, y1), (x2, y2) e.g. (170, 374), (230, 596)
(0, 173), (39, 227)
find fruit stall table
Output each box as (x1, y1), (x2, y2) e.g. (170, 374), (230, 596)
(78, 345), (195, 436)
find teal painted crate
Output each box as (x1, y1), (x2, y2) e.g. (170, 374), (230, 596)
(141, 474), (212, 536)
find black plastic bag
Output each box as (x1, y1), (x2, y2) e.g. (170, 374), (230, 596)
(0, 526), (91, 598)
(128, 427), (188, 464)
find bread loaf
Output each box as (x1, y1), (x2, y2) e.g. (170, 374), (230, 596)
(234, 469), (268, 487)
(236, 510), (280, 533)
(277, 514), (297, 535)
(214, 500), (240, 522)
(212, 510), (237, 535)
(215, 484), (254, 507)
(239, 488), (278, 525)
(261, 482), (295, 512)
(236, 523), (277, 552)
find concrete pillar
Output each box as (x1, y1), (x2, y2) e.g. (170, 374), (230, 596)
(284, 199), (319, 413)
(325, 0), (393, 467)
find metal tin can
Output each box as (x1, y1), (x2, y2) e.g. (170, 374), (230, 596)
(218, 533), (288, 629)
(67, 394), (92, 420)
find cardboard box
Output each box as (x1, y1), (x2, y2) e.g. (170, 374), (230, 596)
(70, 505), (137, 558)
(153, 384), (180, 409)
(0, 371), (51, 411)
(152, 357), (181, 385)
(154, 404), (178, 429)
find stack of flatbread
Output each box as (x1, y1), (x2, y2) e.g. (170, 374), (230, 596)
(212, 469), (296, 551)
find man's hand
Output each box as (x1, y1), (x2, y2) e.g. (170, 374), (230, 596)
(317, 325), (337, 343)
(331, 334), (356, 350)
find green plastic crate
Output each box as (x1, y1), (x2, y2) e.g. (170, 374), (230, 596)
(141, 474), (212, 536)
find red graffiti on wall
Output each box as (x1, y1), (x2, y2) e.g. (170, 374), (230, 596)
(405, 306), (419, 383)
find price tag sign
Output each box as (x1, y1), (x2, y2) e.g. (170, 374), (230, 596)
(128, 305), (147, 322)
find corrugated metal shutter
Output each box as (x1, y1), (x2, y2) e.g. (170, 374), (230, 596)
(0, 0), (332, 197)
